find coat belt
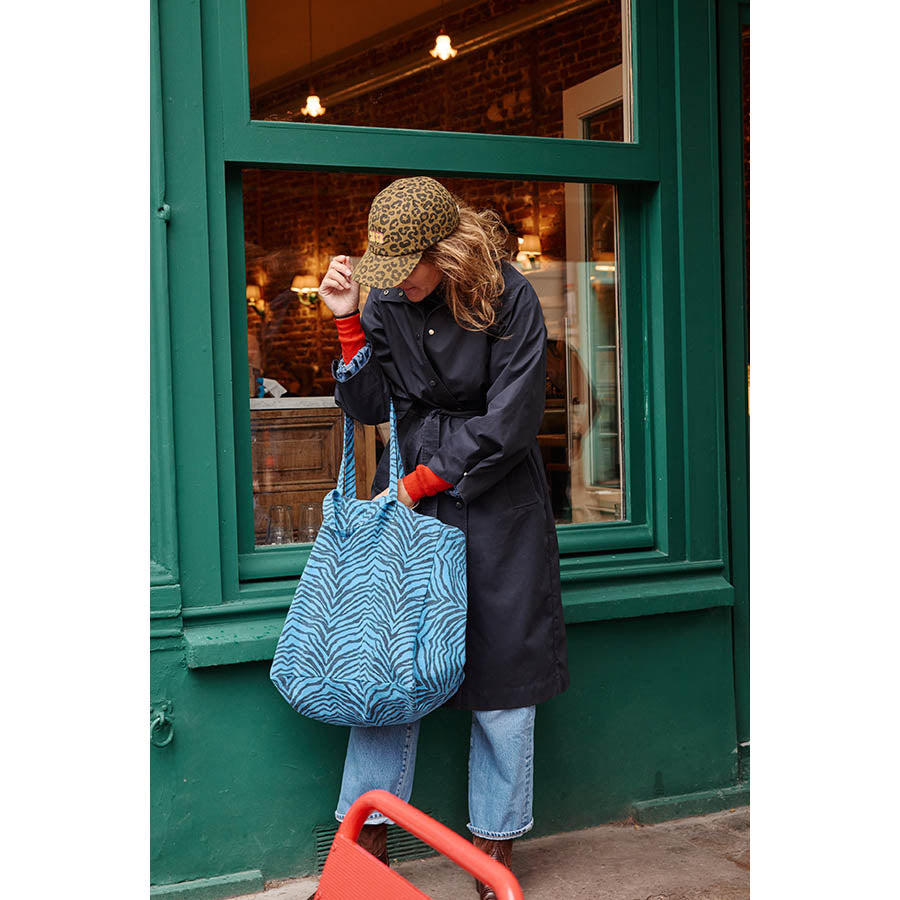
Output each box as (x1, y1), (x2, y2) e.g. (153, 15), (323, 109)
(400, 402), (484, 469)
(404, 402), (485, 419)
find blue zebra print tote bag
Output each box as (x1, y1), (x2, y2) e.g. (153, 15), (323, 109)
(269, 396), (468, 727)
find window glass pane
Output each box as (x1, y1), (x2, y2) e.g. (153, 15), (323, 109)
(584, 103), (624, 141)
(246, 0), (632, 142)
(243, 170), (625, 546)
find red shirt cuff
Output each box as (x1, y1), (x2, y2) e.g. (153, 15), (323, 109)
(334, 311), (366, 364)
(402, 465), (454, 503)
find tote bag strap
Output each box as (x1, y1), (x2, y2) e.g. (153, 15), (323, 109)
(336, 397), (406, 501)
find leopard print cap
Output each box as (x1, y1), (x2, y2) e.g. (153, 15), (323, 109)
(352, 176), (460, 289)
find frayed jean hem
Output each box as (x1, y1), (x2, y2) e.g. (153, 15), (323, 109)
(335, 809), (395, 826)
(466, 818), (534, 840)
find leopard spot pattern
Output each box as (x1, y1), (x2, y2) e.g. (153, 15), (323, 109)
(354, 177), (460, 287)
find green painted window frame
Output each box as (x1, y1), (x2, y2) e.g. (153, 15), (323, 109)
(716, 0), (750, 746)
(152, 0), (737, 658)
(219, 0), (661, 584)
(230, 178), (651, 581)
(150, 0), (183, 642)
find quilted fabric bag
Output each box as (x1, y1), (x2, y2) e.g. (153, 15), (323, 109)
(270, 396), (468, 727)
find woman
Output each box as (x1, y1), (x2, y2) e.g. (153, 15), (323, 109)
(315, 176), (569, 900)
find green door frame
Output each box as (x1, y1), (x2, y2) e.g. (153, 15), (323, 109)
(717, 0), (751, 757)
(152, 0), (745, 686)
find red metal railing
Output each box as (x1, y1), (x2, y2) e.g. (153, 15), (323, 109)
(314, 789), (524, 900)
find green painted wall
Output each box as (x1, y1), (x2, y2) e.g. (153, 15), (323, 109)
(150, 0), (750, 891)
(152, 607), (738, 886)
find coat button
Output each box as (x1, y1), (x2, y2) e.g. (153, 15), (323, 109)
(382, 289), (389, 295)
(428, 328), (435, 335)
(455, 500), (463, 508)
(429, 379), (436, 386)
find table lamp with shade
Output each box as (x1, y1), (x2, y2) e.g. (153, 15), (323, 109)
(516, 234), (542, 270)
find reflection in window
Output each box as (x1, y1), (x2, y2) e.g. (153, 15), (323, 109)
(246, 0), (631, 142)
(585, 102), (624, 141)
(243, 170), (624, 544)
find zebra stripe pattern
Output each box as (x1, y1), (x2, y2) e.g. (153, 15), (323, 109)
(270, 397), (468, 727)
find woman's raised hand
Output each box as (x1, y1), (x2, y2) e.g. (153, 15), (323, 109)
(319, 255), (360, 317)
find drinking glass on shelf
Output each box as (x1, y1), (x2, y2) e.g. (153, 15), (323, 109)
(299, 503), (321, 543)
(266, 505), (294, 544)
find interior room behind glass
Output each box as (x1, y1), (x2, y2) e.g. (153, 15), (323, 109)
(243, 0), (631, 545)
(245, 171), (623, 544)
(246, 0), (628, 140)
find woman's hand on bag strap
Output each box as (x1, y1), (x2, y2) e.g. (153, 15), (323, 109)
(372, 479), (418, 509)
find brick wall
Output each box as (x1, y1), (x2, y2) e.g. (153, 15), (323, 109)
(252, 0), (622, 136)
(242, 0), (623, 397)
(243, 169), (395, 397)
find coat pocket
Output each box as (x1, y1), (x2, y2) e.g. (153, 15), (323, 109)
(504, 455), (542, 509)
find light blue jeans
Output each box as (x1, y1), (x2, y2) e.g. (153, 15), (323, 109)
(334, 706), (536, 839)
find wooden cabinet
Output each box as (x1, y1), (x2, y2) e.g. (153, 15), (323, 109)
(250, 398), (377, 545)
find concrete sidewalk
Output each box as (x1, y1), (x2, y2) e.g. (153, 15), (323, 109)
(239, 806), (749, 900)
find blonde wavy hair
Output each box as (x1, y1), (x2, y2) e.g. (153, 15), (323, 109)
(419, 198), (513, 336)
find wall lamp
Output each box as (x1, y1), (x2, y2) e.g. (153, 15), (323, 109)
(246, 284), (266, 316)
(291, 274), (320, 307)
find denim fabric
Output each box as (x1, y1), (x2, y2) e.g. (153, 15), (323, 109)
(467, 706), (535, 838)
(333, 342), (373, 382)
(334, 706), (536, 839)
(335, 720), (421, 826)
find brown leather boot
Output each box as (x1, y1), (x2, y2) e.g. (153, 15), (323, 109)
(357, 821), (390, 866)
(305, 822), (389, 899)
(471, 835), (514, 900)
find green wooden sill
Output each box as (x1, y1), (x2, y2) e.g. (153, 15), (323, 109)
(182, 570), (734, 669)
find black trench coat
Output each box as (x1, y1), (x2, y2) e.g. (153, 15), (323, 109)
(331, 259), (570, 710)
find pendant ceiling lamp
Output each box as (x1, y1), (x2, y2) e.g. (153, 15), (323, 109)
(430, 2), (457, 60)
(301, 0), (325, 117)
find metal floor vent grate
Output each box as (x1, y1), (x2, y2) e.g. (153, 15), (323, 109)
(313, 818), (439, 872)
